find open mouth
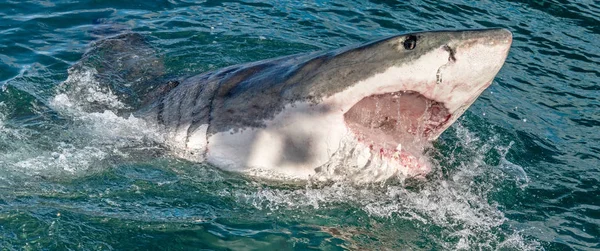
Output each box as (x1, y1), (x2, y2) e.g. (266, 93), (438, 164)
(343, 91), (452, 173)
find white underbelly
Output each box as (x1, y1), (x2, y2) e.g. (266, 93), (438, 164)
(206, 102), (348, 179)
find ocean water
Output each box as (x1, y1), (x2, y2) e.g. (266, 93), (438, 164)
(0, 0), (599, 250)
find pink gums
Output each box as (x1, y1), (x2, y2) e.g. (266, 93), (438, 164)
(344, 91), (451, 176)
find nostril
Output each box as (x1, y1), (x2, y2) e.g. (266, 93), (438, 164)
(443, 45), (456, 62)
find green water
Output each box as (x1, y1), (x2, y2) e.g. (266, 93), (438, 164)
(1, 0), (599, 250)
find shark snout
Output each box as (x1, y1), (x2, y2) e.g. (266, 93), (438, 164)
(464, 28), (512, 45)
(437, 29), (511, 72)
(491, 28), (513, 45)
(488, 29), (512, 58)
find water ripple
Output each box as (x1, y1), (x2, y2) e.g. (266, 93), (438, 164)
(0, 0), (598, 249)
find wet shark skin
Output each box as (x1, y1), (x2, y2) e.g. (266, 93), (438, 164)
(137, 28), (512, 179)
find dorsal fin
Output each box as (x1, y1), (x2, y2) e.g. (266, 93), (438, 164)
(58, 33), (167, 114)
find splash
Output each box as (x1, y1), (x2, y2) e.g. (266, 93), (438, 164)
(49, 66), (164, 146)
(237, 121), (538, 250)
(52, 67), (128, 114)
(14, 143), (107, 174)
(0, 67), (164, 178)
(0, 102), (7, 134)
(310, 134), (432, 184)
(496, 141), (530, 189)
(2, 51), (537, 250)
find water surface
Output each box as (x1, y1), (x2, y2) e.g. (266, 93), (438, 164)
(1, 0), (599, 250)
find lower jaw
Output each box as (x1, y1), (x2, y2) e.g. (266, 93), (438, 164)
(354, 141), (432, 178)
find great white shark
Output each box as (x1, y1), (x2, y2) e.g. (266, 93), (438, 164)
(66, 28), (513, 180)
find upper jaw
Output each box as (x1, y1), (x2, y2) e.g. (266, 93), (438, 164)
(322, 28), (513, 157)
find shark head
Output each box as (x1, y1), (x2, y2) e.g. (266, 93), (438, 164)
(146, 28), (512, 180)
(307, 28), (513, 177)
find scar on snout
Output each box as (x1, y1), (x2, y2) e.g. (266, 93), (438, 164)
(443, 45), (456, 62)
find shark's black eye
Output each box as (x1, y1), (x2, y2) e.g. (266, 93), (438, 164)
(403, 35), (417, 50)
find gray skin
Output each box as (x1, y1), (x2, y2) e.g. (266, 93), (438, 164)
(139, 29), (509, 155)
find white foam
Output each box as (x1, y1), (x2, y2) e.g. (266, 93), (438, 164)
(0, 67), (164, 177)
(52, 67), (127, 114)
(0, 102), (6, 132)
(0, 102), (28, 143)
(50, 67), (164, 146)
(497, 232), (541, 250)
(14, 143), (107, 174)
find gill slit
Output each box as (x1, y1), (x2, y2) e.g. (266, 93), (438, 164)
(203, 85), (218, 159)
